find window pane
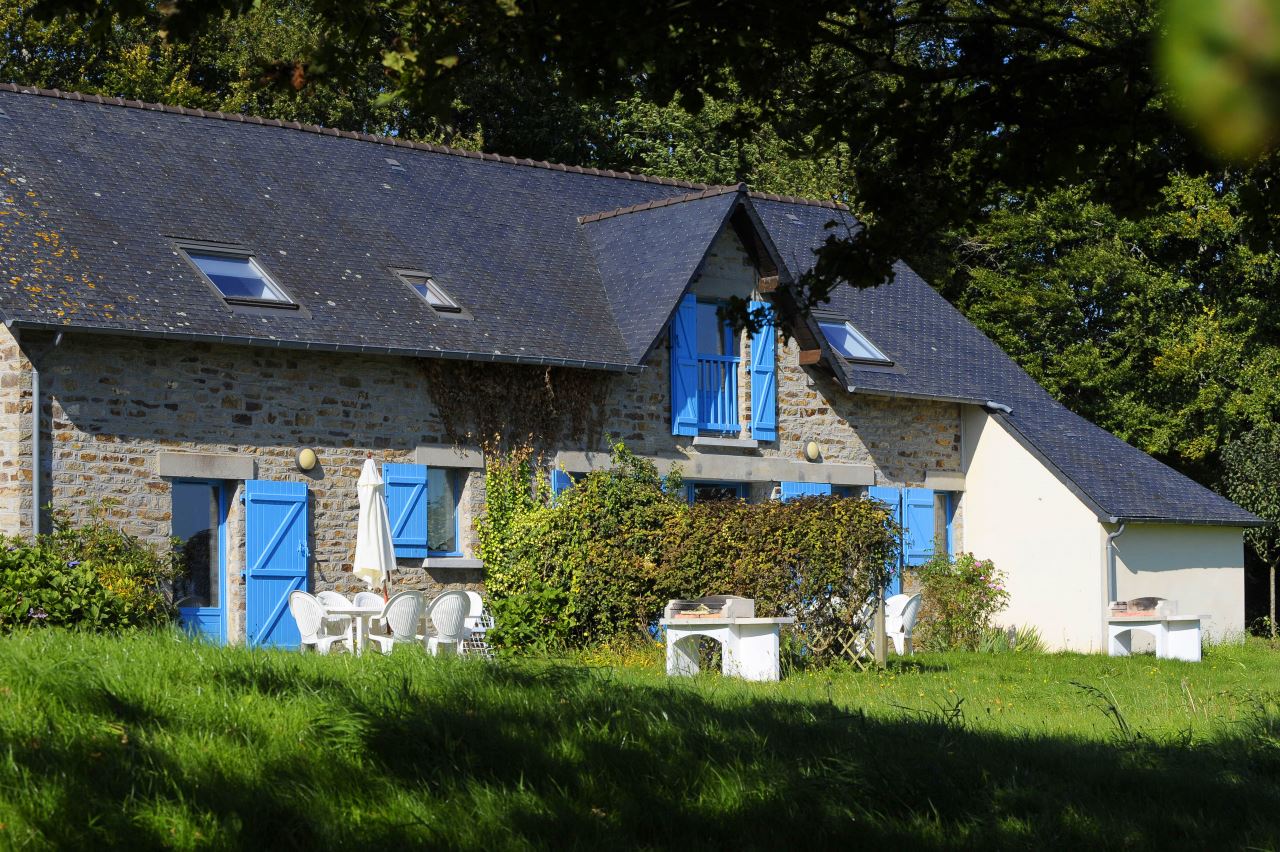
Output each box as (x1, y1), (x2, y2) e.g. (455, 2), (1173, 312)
(401, 273), (460, 311)
(427, 468), (458, 554)
(173, 482), (219, 608)
(187, 252), (289, 302)
(696, 302), (726, 355)
(689, 482), (743, 503)
(818, 321), (889, 362)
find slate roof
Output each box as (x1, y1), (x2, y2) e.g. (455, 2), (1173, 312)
(0, 83), (1258, 526)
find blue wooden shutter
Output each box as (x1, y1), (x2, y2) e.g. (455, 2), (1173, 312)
(749, 300), (777, 441)
(670, 294), (699, 436)
(868, 486), (904, 595)
(244, 480), (308, 648)
(384, 462), (429, 558)
(780, 481), (832, 501)
(904, 487), (936, 567)
(550, 468), (573, 500)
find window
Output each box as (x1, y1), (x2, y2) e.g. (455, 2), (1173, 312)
(182, 248), (294, 306)
(686, 481), (747, 504)
(696, 301), (731, 355)
(694, 301), (740, 433)
(396, 270), (462, 314)
(818, 320), (891, 364)
(427, 468), (461, 555)
(172, 481), (222, 610)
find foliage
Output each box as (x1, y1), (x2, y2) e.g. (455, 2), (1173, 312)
(472, 442), (547, 597)
(2, 631), (1280, 848)
(1221, 427), (1280, 638)
(914, 552), (1010, 652)
(483, 442), (896, 659)
(0, 506), (181, 632)
(976, 624), (1048, 655)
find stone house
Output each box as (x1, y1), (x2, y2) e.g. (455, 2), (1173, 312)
(0, 83), (1260, 650)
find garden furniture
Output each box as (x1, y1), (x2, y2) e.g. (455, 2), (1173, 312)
(320, 598), (386, 655)
(354, 590), (387, 633)
(289, 591), (353, 655)
(366, 591), (425, 655)
(1107, 614), (1204, 662)
(460, 591), (495, 657)
(885, 593), (922, 655)
(660, 615), (795, 682)
(422, 591), (469, 656)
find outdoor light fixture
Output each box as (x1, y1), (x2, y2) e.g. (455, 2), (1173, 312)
(296, 447), (318, 472)
(804, 440), (821, 462)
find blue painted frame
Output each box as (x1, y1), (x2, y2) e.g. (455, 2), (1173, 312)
(428, 468), (464, 557)
(175, 479), (228, 643)
(685, 480), (748, 505)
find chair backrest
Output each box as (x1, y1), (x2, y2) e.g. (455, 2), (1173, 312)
(380, 591), (424, 641)
(354, 591), (385, 609)
(428, 591), (470, 643)
(316, 591), (351, 609)
(289, 591), (323, 641)
(464, 590), (486, 618)
(899, 593), (923, 632)
(884, 593), (911, 620)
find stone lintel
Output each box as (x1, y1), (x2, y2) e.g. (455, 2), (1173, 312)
(155, 451), (255, 480)
(415, 445), (484, 468)
(692, 436), (760, 450)
(925, 470), (966, 491)
(424, 557), (483, 569)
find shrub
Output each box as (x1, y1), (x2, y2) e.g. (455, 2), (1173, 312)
(0, 505), (181, 633)
(914, 552), (1009, 651)
(481, 442), (898, 659)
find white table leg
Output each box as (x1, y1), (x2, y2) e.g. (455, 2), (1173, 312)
(1164, 621), (1202, 662)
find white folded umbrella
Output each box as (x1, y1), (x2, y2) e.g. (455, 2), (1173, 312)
(352, 458), (396, 593)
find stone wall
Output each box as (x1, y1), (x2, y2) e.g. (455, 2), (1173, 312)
(0, 326), (28, 535)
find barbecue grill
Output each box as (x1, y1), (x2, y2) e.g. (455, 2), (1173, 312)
(664, 595), (755, 620)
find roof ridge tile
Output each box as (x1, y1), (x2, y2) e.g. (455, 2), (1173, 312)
(577, 184), (744, 224)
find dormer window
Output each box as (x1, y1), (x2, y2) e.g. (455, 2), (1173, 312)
(180, 245), (296, 308)
(819, 320), (892, 364)
(395, 269), (462, 314)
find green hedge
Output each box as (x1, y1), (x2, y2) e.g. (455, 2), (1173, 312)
(480, 444), (898, 656)
(0, 507), (182, 633)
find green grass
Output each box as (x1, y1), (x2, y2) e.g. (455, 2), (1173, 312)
(0, 631), (1278, 850)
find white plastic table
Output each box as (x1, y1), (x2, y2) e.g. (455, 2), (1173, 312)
(1107, 615), (1204, 662)
(322, 603), (383, 655)
(659, 617), (795, 682)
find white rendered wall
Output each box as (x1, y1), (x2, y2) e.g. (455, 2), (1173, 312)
(1111, 525), (1245, 641)
(960, 407), (1105, 651)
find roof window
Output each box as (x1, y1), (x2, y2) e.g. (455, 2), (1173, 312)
(395, 270), (462, 314)
(818, 320), (891, 364)
(181, 246), (295, 307)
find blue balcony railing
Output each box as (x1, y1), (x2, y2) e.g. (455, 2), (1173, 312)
(697, 353), (740, 433)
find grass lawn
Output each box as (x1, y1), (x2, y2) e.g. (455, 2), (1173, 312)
(0, 631), (1278, 850)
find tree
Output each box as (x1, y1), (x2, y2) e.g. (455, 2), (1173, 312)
(1220, 429), (1280, 638)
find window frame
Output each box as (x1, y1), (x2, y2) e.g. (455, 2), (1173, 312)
(171, 478), (228, 643)
(817, 319), (893, 365)
(685, 480), (748, 505)
(392, 267), (471, 319)
(175, 240), (300, 310)
(426, 467), (463, 557)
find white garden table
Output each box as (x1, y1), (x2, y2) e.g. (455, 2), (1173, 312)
(322, 602), (384, 655)
(1107, 614), (1205, 662)
(659, 617), (795, 682)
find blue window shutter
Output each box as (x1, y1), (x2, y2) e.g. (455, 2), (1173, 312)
(550, 468), (573, 500)
(749, 300), (777, 441)
(780, 481), (832, 501)
(669, 294), (699, 436)
(383, 462), (429, 558)
(868, 486), (904, 595)
(904, 487), (936, 567)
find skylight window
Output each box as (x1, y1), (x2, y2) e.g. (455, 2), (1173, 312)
(396, 270), (462, 314)
(182, 248), (293, 306)
(818, 320), (891, 364)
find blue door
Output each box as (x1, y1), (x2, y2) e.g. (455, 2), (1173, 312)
(245, 480), (309, 648)
(868, 486), (904, 595)
(174, 480), (227, 641)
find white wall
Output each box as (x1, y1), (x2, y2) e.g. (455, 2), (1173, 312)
(960, 408), (1106, 651)
(1111, 524), (1245, 641)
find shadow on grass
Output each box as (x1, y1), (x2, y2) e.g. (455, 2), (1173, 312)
(2, 640), (1279, 850)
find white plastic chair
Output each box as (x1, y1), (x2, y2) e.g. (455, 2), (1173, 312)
(354, 590), (387, 633)
(460, 590), (495, 658)
(367, 591), (424, 655)
(423, 591), (469, 656)
(289, 590), (351, 655)
(885, 593), (922, 655)
(315, 590), (355, 641)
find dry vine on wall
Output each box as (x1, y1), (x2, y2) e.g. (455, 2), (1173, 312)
(419, 361), (613, 453)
